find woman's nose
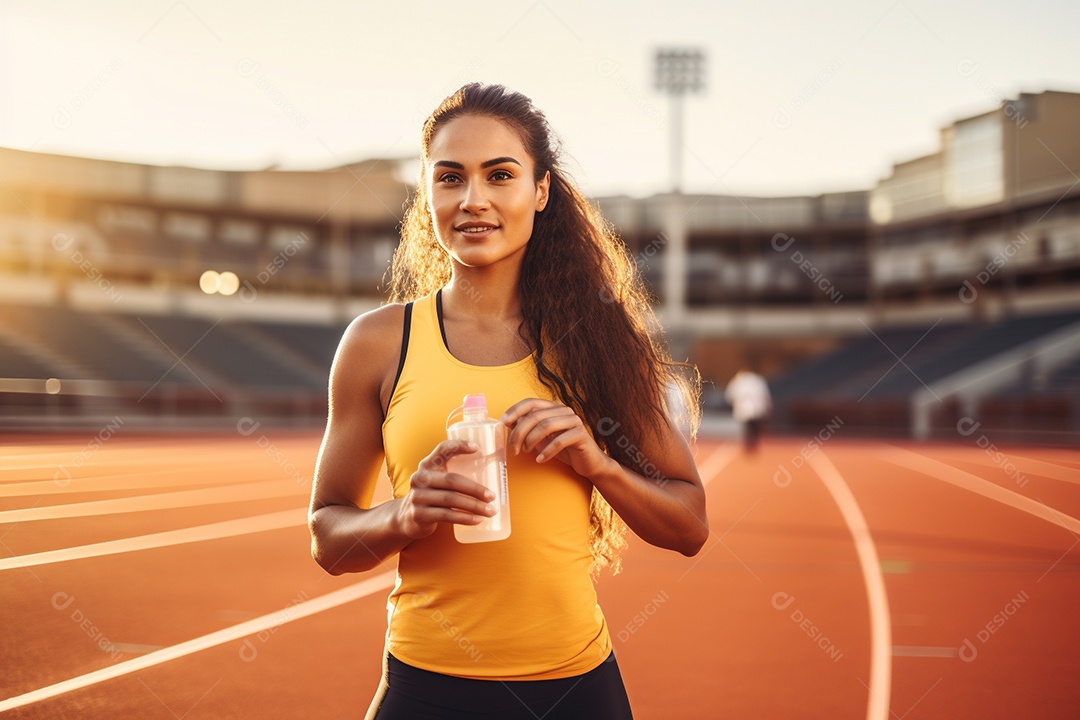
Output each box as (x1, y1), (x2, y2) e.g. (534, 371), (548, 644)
(460, 181), (490, 212)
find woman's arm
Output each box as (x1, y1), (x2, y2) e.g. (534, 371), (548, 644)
(501, 398), (709, 557)
(308, 307), (497, 575)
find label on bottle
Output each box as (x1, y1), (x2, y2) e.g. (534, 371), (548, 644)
(499, 461), (509, 506)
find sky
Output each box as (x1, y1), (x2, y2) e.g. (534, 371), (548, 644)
(1, 0), (1078, 199)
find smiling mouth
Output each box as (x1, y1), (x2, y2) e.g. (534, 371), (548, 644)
(457, 226), (499, 235)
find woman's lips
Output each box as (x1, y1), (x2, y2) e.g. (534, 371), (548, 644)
(456, 226), (498, 239)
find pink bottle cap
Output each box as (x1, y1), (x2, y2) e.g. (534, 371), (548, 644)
(463, 393), (487, 410)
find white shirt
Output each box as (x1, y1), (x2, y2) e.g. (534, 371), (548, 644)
(725, 371), (772, 422)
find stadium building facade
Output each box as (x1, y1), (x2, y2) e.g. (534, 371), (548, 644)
(1, 90), (1078, 440)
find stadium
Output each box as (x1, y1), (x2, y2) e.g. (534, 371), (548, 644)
(2, 90), (1079, 441)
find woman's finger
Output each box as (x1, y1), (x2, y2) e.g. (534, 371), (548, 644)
(519, 412), (579, 455)
(534, 426), (588, 462)
(423, 438), (478, 472)
(500, 397), (556, 427)
(412, 487), (496, 517)
(411, 466), (495, 501)
(507, 405), (575, 454)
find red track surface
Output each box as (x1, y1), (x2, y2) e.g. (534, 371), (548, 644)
(1, 431), (1077, 718)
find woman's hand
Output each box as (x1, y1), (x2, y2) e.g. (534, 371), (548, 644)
(396, 439), (497, 540)
(500, 398), (616, 481)
(502, 397), (709, 556)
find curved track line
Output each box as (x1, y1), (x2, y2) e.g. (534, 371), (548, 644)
(807, 450), (892, 720)
(0, 571), (397, 712)
(880, 445), (1080, 534)
(0, 508), (307, 571)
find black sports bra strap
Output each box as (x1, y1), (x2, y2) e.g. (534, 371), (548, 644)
(435, 289), (450, 351)
(388, 301), (414, 405)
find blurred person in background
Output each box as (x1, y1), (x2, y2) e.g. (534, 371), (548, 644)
(726, 365), (772, 453)
(308, 83), (707, 720)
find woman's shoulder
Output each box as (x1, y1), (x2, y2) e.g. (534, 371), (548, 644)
(329, 303), (412, 408)
(337, 302), (410, 359)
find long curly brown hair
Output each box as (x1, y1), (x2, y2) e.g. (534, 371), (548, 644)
(387, 83), (701, 576)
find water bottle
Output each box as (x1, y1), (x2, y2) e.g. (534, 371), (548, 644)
(445, 393), (511, 543)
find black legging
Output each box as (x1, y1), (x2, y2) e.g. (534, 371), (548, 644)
(371, 651), (634, 719)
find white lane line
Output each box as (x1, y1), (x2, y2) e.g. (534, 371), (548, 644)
(880, 446), (1080, 535)
(1, 475), (226, 498)
(1007, 455), (1080, 485)
(0, 570), (397, 712)
(926, 450), (1080, 486)
(698, 444), (740, 487)
(807, 450), (891, 720)
(104, 643), (164, 655)
(0, 459), (255, 481)
(0, 461), (263, 496)
(0, 480), (307, 524)
(0, 508), (307, 571)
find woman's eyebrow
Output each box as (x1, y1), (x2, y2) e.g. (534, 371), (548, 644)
(432, 156), (523, 170)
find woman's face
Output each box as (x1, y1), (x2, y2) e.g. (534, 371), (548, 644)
(426, 114), (550, 271)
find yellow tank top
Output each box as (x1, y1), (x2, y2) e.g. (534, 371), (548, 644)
(380, 290), (612, 680)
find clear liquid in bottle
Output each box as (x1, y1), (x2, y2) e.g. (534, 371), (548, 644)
(446, 394), (511, 543)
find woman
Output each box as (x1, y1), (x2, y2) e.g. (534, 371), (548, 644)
(308, 83), (708, 720)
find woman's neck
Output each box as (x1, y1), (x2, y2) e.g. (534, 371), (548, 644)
(443, 263), (523, 327)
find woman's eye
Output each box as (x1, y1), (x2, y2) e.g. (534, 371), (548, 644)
(437, 170), (511, 183)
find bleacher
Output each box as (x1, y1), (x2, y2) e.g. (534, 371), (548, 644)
(972, 333), (1080, 438)
(5, 296), (1080, 437)
(865, 312), (1080, 398)
(232, 320), (345, 375)
(0, 335), (52, 379)
(127, 314), (321, 390)
(767, 310), (1080, 437)
(0, 303), (200, 385)
(0, 302), (343, 424)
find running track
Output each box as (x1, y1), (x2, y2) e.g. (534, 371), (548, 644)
(1, 431), (1077, 718)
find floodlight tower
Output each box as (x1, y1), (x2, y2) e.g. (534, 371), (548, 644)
(654, 48), (706, 329)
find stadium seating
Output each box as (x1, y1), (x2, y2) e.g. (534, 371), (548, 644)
(766, 310), (1080, 435)
(0, 303), (199, 385)
(0, 302), (347, 391)
(231, 320), (343, 378)
(114, 314), (325, 390)
(864, 312), (1080, 398)
(4, 299), (1079, 437)
(0, 334), (53, 379)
